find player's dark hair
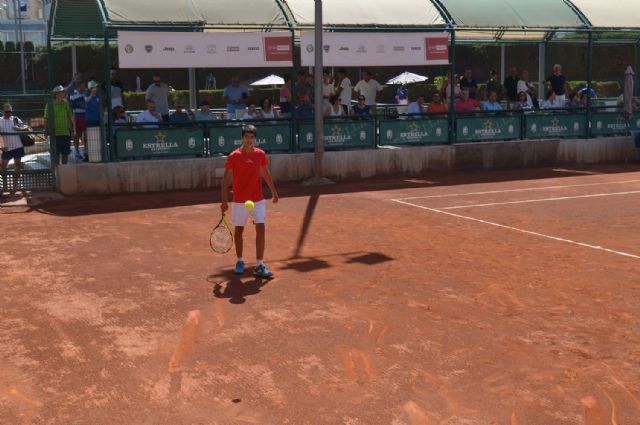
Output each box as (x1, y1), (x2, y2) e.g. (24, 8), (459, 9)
(242, 124), (257, 136)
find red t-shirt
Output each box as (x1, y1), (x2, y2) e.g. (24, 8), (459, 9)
(455, 98), (481, 112)
(225, 147), (269, 202)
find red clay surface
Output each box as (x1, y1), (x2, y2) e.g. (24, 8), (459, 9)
(1, 164), (640, 424)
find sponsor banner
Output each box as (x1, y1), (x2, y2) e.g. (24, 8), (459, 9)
(300, 32), (449, 67)
(210, 123), (291, 154)
(118, 31), (292, 68)
(591, 112), (629, 135)
(116, 128), (204, 158)
(378, 119), (448, 145)
(525, 114), (587, 139)
(631, 113), (640, 131)
(298, 120), (375, 149)
(456, 116), (521, 142)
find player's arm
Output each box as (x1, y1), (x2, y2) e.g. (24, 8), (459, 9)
(260, 165), (278, 203)
(221, 168), (232, 212)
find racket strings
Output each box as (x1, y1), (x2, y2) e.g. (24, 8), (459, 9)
(210, 227), (233, 253)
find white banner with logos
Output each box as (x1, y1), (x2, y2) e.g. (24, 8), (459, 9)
(300, 32), (449, 67)
(118, 31), (293, 68)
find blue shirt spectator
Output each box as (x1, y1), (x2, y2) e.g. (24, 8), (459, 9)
(407, 96), (425, 118)
(84, 81), (101, 125)
(352, 96), (370, 116)
(169, 103), (190, 123)
(223, 76), (249, 117)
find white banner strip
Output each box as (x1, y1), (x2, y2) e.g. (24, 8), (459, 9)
(300, 32), (449, 67)
(118, 31), (293, 68)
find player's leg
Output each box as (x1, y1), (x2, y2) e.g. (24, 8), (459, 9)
(231, 202), (250, 274)
(251, 201), (273, 278)
(255, 223), (265, 261)
(12, 151), (22, 192)
(0, 157), (8, 192)
(234, 226), (244, 258)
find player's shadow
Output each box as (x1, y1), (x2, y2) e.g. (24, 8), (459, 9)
(208, 271), (269, 304)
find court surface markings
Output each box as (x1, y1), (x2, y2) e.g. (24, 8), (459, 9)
(391, 188), (640, 260)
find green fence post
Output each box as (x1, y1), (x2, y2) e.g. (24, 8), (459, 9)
(586, 32), (593, 138)
(449, 29), (456, 145)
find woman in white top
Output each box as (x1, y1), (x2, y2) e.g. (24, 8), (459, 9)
(258, 97), (279, 120)
(0, 102), (26, 191)
(324, 95), (345, 117)
(322, 71), (335, 110)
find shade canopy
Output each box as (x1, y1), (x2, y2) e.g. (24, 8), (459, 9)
(250, 75), (285, 86)
(386, 72), (429, 85)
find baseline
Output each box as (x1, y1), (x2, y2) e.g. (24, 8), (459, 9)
(391, 198), (640, 260)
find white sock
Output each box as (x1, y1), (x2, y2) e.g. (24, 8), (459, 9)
(237, 258), (244, 262)
(257, 260), (265, 266)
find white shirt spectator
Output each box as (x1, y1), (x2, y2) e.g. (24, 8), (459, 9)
(517, 80), (533, 107)
(354, 78), (382, 106)
(0, 115), (23, 151)
(135, 110), (161, 128)
(338, 77), (352, 105)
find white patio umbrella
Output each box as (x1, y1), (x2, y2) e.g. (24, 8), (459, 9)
(250, 74), (285, 104)
(623, 65), (634, 117)
(386, 71), (429, 85)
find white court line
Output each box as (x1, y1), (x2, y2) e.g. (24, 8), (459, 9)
(396, 179), (640, 201)
(391, 198), (640, 260)
(439, 190), (640, 210)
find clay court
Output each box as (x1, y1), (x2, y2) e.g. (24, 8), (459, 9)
(1, 164), (640, 424)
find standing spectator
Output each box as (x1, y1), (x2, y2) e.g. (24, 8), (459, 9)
(135, 100), (162, 128)
(0, 103), (26, 192)
(459, 69), (478, 99)
(169, 101), (190, 123)
(44, 86), (75, 165)
(354, 70), (382, 114)
(503, 67), (520, 106)
(545, 64), (568, 105)
(395, 85), (409, 105)
(278, 74), (292, 117)
(517, 70), (537, 109)
(205, 72), (216, 90)
(486, 70), (502, 101)
(441, 72), (460, 102)
(145, 73), (170, 122)
(322, 71), (334, 110)
(352, 95), (370, 116)
(295, 70), (313, 118)
(194, 101), (216, 122)
(223, 76), (249, 119)
(84, 81), (101, 128)
(324, 95), (345, 117)
(69, 80), (87, 160)
(336, 69), (352, 116)
(101, 67), (125, 109)
(426, 92), (447, 117)
(482, 91), (503, 112)
(65, 72), (83, 96)
(455, 87), (481, 112)
(407, 94), (425, 118)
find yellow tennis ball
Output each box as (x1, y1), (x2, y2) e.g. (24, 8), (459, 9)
(244, 200), (255, 210)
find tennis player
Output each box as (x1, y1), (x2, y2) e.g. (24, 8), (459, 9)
(221, 124), (279, 278)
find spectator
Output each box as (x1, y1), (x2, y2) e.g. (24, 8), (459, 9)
(205, 72), (216, 90)
(44, 86), (75, 165)
(69, 80), (87, 160)
(426, 92), (447, 118)
(545, 64), (568, 105)
(482, 91), (503, 112)
(504, 67), (520, 106)
(395, 85), (409, 105)
(455, 88), (481, 112)
(567, 92), (582, 111)
(324, 95), (345, 117)
(135, 100), (162, 127)
(279, 73), (292, 117)
(241, 102), (258, 120)
(517, 70), (537, 109)
(336, 68), (352, 116)
(486, 70), (502, 101)
(194, 101), (216, 122)
(352, 95), (370, 116)
(541, 90), (563, 109)
(322, 71), (334, 109)
(0, 103), (26, 192)
(112, 106), (129, 124)
(441, 72), (460, 102)
(407, 94), (425, 118)
(295, 70), (313, 118)
(459, 69), (478, 99)
(101, 67), (125, 109)
(354, 70), (382, 114)
(65, 72), (83, 96)
(169, 101), (190, 123)
(514, 91), (532, 112)
(84, 81), (101, 128)
(578, 85), (596, 103)
(223, 75), (249, 119)
(259, 97), (279, 119)
(145, 73), (170, 122)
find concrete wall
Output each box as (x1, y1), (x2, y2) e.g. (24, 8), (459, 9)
(57, 136), (639, 195)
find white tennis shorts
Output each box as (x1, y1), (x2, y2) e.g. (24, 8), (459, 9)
(231, 200), (266, 227)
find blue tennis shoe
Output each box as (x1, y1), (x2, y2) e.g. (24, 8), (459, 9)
(234, 260), (245, 274)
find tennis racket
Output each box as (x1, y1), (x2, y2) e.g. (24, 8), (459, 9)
(210, 213), (233, 253)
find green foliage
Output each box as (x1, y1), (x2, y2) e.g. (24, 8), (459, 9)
(0, 41), (4, 52)
(5, 41), (16, 52)
(24, 41), (34, 52)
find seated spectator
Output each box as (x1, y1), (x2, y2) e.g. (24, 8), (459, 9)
(541, 90), (563, 109)
(241, 102), (258, 120)
(459, 69), (478, 99)
(567, 93), (582, 111)
(455, 88), (481, 112)
(194, 101), (216, 121)
(135, 100), (162, 127)
(514, 91), (532, 112)
(112, 106), (129, 124)
(482, 91), (503, 112)
(578, 85), (596, 101)
(426, 92), (447, 118)
(407, 94), (425, 118)
(258, 97), (280, 119)
(485, 70), (502, 101)
(352, 95), (370, 116)
(169, 101), (190, 123)
(324, 95), (345, 117)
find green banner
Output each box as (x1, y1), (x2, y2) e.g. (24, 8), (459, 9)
(456, 116), (521, 142)
(116, 128), (204, 158)
(591, 112), (629, 135)
(378, 119), (448, 145)
(525, 114), (587, 139)
(298, 120), (375, 149)
(631, 113), (640, 132)
(209, 123), (291, 154)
